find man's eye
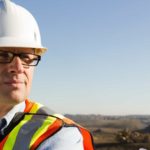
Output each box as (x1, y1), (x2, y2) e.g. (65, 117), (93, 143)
(0, 53), (11, 61)
(0, 53), (10, 58)
(20, 54), (37, 64)
(20, 54), (30, 59)
(0, 52), (12, 62)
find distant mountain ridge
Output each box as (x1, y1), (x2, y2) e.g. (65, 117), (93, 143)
(65, 114), (150, 130)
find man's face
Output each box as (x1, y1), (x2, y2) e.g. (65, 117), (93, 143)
(0, 47), (35, 105)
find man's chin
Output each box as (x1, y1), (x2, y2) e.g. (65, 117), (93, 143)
(4, 93), (25, 104)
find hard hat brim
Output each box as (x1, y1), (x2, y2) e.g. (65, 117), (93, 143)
(0, 37), (47, 55)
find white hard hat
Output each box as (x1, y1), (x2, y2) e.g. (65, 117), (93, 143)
(0, 0), (47, 55)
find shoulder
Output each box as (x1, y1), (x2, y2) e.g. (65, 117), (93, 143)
(36, 114), (94, 150)
(37, 126), (84, 150)
(24, 101), (94, 149)
(32, 113), (84, 149)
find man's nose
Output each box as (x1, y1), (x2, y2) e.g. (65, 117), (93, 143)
(8, 56), (24, 73)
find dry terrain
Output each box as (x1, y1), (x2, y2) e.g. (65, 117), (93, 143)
(65, 114), (150, 150)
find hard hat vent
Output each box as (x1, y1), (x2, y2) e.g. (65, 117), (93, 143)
(34, 32), (37, 42)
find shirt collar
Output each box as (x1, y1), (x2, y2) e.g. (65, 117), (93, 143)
(3, 101), (25, 127)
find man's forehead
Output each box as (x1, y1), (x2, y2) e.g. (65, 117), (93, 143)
(0, 47), (35, 53)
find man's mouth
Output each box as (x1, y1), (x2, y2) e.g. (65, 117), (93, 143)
(4, 80), (24, 87)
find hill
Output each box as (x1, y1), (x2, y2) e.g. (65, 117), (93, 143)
(65, 114), (150, 150)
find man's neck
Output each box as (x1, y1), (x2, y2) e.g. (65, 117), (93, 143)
(0, 104), (14, 118)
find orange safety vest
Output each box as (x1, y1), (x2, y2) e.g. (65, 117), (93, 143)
(0, 100), (95, 150)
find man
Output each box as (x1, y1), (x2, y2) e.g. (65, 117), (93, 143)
(0, 0), (94, 150)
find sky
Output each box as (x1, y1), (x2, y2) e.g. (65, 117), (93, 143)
(14, 0), (150, 115)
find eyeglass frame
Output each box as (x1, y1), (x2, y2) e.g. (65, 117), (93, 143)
(0, 50), (41, 66)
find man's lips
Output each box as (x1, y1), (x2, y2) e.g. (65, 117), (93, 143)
(4, 80), (24, 85)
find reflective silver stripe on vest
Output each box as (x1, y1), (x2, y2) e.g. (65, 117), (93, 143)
(12, 107), (48, 150)
(36, 106), (55, 115)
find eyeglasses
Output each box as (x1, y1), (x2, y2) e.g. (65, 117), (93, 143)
(0, 50), (41, 66)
